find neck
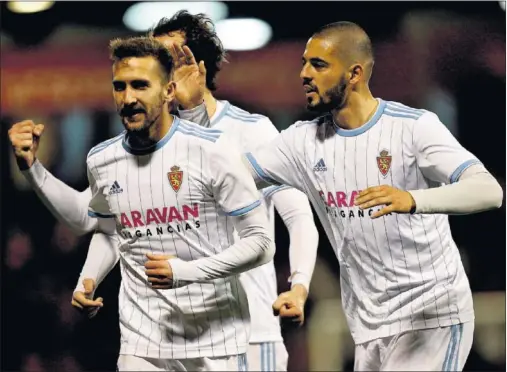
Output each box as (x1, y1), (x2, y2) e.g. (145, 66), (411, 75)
(129, 108), (174, 148)
(331, 89), (378, 130)
(203, 89), (217, 119)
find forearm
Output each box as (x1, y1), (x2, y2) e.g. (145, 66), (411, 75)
(74, 229), (120, 293)
(410, 164), (504, 214)
(22, 159), (97, 234)
(170, 208), (274, 285)
(272, 188), (318, 292)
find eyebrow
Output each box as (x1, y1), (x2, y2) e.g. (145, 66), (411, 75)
(302, 56), (329, 64)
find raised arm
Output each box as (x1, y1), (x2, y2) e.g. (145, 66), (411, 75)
(9, 120), (97, 235)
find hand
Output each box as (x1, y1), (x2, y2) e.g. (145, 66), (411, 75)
(8, 120), (45, 170)
(170, 44), (207, 109)
(145, 253), (176, 289)
(71, 278), (103, 318)
(355, 185), (416, 219)
(273, 284), (308, 326)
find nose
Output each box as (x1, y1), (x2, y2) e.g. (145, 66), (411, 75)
(300, 63), (311, 82)
(123, 87), (137, 106)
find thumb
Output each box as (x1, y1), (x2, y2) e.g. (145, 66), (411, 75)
(83, 278), (95, 294)
(279, 304), (301, 318)
(33, 124), (45, 137)
(146, 253), (159, 261)
(146, 253), (173, 260)
(272, 296), (289, 315)
(199, 60), (207, 77)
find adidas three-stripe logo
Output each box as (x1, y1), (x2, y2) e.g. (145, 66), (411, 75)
(313, 158), (327, 172)
(109, 181), (123, 195)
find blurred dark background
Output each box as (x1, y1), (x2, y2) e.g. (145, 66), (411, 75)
(1, 1), (505, 371)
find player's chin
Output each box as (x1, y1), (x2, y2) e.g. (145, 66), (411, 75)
(123, 118), (147, 131)
(306, 99), (325, 113)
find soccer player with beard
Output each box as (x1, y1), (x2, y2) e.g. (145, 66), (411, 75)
(179, 21), (503, 371)
(8, 11), (318, 372)
(11, 36), (275, 371)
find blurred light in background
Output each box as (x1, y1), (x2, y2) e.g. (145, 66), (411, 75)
(123, 1), (229, 32)
(499, 1), (506, 11)
(7, 1), (54, 14)
(216, 18), (272, 51)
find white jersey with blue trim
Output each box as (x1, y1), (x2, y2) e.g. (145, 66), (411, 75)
(208, 100), (289, 343)
(247, 98), (477, 344)
(86, 116), (261, 359)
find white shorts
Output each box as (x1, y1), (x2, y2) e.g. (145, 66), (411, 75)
(247, 341), (289, 371)
(117, 353), (248, 372)
(354, 322), (474, 371)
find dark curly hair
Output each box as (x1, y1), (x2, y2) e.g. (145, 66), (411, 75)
(150, 10), (226, 91)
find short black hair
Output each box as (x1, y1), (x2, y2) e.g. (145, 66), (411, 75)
(150, 10), (226, 91)
(109, 36), (174, 80)
(314, 21), (374, 81)
(314, 21), (374, 63)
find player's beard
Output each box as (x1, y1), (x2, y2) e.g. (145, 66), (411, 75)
(121, 96), (164, 133)
(121, 98), (165, 148)
(307, 75), (348, 114)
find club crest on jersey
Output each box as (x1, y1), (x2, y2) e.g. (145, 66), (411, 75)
(376, 149), (392, 177)
(168, 165), (183, 192)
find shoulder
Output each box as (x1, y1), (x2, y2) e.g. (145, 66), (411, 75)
(176, 118), (224, 144)
(217, 102), (283, 146)
(220, 102), (277, 133)
(222, 102), (269, 124)
(283, 115), (327, 140)
(86, 131), (126, 165)
(292, 115), (326, 129)
(382, 100), (436, 123)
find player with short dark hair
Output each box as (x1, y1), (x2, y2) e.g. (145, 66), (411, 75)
(179, 21), (504, 371)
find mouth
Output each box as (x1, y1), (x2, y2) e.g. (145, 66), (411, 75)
(303, 85), (317, 95)
(122, 109), (145, 121)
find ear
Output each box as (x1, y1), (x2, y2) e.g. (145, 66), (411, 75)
(349, 64), (363, 85)
(163, 80), (176, 103)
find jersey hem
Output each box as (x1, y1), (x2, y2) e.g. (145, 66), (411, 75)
(248, 333), (284, 344)
(352, 312), (475, 344)
(120, 343), (248, 359)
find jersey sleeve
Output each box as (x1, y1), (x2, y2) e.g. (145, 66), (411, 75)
(414, 112), (482, 184)
(210, 138), (262, 216)
(87, 160), (115, 218)
(245, 123), (305, 191)
(243, 117), (281, 148)
(21, 159), (98, 234)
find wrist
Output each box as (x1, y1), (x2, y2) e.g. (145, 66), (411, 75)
(168, 258), (200, 286)
(16, 156), (35, 171)
(407, 191), (417, 214)
(21, 158), (46, 188)
(408, 190), (423, 214)
(289, 272), (310, 294)
(290, 283), (309, 302)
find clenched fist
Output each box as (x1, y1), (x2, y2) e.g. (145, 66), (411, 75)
(71, 278), (103, 319)
(273, 284), (308, 327)
(8, 120), (45, 170)
(144, 253), (176, 289)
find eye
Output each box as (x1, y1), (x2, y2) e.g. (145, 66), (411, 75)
(132, 80), (149, 90)
(113, 82), (125, 92)
(312, 61), (326, 69)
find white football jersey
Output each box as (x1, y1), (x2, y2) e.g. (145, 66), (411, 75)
(247, 99), (477, 344)
(86, 116), (262, 359)
(207, 100), (289, 343)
